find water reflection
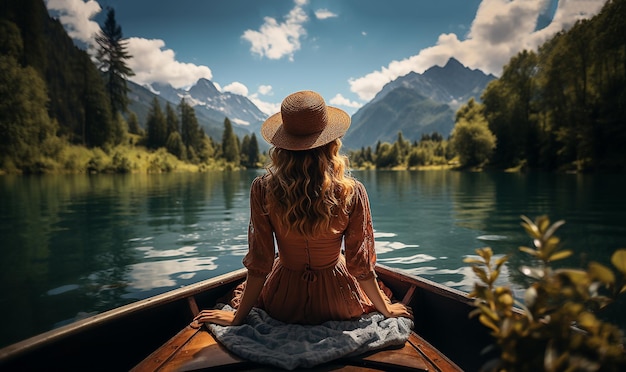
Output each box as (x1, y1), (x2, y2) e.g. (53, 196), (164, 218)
(0, 172), (257, 346)
(1, 170), (626, 347)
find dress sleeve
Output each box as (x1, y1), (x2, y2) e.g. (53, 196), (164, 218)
(344, 181), (377, 281)
(242, 176), (275, 278)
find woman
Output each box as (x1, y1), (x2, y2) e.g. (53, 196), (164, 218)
(195, 90), (412, 326)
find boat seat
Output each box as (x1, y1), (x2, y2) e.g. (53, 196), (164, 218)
(131, 322), (461, 371)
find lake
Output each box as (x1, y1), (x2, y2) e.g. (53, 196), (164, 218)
(1, 170), (626, 348)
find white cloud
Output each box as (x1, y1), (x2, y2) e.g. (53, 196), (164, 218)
(249, 97), (280, 116)
(223, 81), (249, 96)
(258, 85), (273, 96)
(329, 94), (363, 109)
(46, 0), (215, 89)
(126, 38), (213, 89)
(349, 0), (607, 101)
(315, 9), (338, 20)
(241, 0), (309, 61)
(46, 0), (102, 44)
(249, 92), (280, 116)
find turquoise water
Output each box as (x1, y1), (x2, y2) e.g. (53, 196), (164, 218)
(1, 170), (625, 347)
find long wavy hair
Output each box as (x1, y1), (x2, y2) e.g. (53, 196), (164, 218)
(265, 139), (356, 237)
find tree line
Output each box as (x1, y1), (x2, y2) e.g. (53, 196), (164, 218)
(450, 0), (625, 172)
(348, 132), (453, 169)
(351, 0), (625, 172)
(138, 97), (261, 169)
(2, 0), (624, 174)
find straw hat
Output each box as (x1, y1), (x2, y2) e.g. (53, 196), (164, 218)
(261, 91), (350, 151)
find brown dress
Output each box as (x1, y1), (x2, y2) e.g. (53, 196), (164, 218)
(239, 175), (383, 325)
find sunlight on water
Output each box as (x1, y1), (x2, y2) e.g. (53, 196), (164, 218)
(134, 245), (198, 258)
(125, 257), (219, 293)
(377, 254), (437, 265)
(476, 234), (509, 241)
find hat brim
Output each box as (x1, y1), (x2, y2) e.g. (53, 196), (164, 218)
(261, 106), (350, 151)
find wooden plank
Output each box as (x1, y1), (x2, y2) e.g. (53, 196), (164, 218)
(132, 324), (253, 372)
(408, 333), (463, 372)
(187, 296), (200, 317)
(131, 325), (200, 372)
(159, 328), (252, 372)
(134, 325), (454, 372)
(345, 341), (430, 371)
(401, 284), (417, 305)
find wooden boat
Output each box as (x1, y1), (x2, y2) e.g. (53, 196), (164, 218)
(0, 265), (495, 371)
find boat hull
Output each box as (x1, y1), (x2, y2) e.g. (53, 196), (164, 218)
(0, 266), (493, 371)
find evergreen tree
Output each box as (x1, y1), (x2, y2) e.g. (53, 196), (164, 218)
(221, 117), (240, 164)
(240, 135), (251, 167)
(146, 98), (167, 149)
(127, 111), (141, 135)
(165, 103), (179, 136)
(82, 54), (114, 147)
(166, 131), (186, 160)
(239, 133), (260, 168)
(179, 99), (204, 161)
(396, 132), (410, 158)
(248, 133), (260, 167)
(95, 8), (134, 115)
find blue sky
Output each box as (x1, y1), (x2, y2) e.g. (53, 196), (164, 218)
(46, 0), (607, 116)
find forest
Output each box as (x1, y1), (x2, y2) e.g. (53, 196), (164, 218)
(0, 0), (260, 174)
(349, 0), (626, 172)
(1, 0), (625, 174)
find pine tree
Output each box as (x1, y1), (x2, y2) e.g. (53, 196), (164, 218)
(239, 134), (260, 168)
(179, 99), (204, 161)
(146, 98), (167, 149)
(95, 8), (134, 115)
(127, 112), (141, 135)
(165, 103), (179, 137)
(221, 117), (240, 164)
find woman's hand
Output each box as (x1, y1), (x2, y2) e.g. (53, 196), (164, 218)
(383, 302), (414, 320)
(193, 309), (236, 326)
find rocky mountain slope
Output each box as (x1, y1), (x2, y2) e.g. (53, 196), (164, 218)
(343, 58), (495, 149)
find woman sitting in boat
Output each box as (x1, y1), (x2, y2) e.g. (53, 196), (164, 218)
(194, 90), (412, 326)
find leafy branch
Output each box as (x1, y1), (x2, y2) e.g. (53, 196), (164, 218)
(465, 215), (626, 371)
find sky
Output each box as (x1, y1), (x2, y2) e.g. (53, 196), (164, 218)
(45, 0), (608, 116)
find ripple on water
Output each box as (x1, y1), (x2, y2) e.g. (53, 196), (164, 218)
(134, 245), (197, 258)
(125, 256), (219, 292)
(46, 284), (80, 296)
(476, 234), (509, 241)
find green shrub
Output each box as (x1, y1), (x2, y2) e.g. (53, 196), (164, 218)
(111, 151), (132, 173)
(466, 216), (626, 371)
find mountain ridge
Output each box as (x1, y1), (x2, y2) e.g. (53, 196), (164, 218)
(128, 79), (268, 141)
(130, 58), (494, 148)
(343, 57), (495, 150)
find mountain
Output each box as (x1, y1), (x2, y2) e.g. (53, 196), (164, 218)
(128, 78), (268, 141)
(343, 58), (496, 149)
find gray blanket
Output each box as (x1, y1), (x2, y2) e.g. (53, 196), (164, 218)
(208, 304), (413, 370)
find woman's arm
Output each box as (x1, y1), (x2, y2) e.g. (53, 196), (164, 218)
(358, 276), (413, 319)
(193, 273), (266, 326)
(231, 274), (265, 325)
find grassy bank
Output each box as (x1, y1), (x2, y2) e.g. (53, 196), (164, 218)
(0, 142), (236, 175)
